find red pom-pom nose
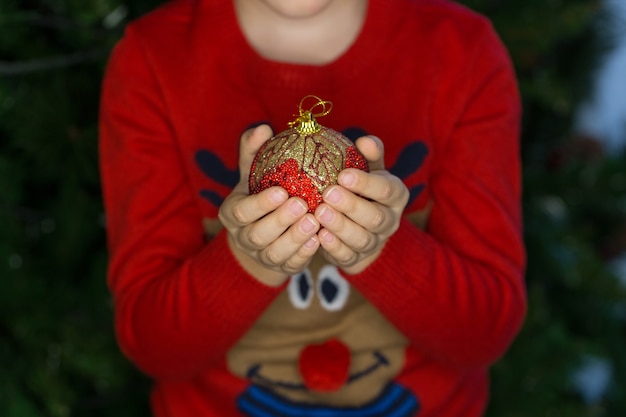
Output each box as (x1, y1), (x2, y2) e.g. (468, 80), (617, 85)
(298, 338), (351, 392)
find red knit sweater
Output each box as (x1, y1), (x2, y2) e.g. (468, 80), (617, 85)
(99, 0), (526, 416)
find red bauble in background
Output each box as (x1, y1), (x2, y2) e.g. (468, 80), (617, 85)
(249, 96), (369, 213)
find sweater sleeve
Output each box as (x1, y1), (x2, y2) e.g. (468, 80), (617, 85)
(345, 23), (526, 370)
(98, 30), (283, 380)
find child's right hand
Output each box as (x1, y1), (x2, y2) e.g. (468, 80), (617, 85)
(218, 125), (321, 286)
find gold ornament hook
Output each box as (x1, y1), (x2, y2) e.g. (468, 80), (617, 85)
(288, 95), (333, 134)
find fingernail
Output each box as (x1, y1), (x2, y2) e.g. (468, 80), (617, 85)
(339, 172), (355, 187)
(304, 236), (318, 249)
(325, 187), (341, 204)
(300, 217), (317, 233)
(270, 189), (287, 203)
(318, 206), (334, 223)
(289, 199), (307, 216)
(320, 229), (335, 243)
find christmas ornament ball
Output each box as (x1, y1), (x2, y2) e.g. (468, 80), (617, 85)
(248, 97), (369, 213)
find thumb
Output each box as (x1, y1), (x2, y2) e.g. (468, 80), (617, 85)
(239, 124), (274, 179)
(355, 135), (385, 171)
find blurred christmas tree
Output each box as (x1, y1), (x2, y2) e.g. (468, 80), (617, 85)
(0, 1), (161, 416)
(1, 0), (625, 416)
(459, 0), (626, 415)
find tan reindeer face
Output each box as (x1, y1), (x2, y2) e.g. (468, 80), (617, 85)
(226, 253), (409, 407)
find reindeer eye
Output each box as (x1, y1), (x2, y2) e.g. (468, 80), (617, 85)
(288, 269), (314, 309)
(317, 265), (350, 312)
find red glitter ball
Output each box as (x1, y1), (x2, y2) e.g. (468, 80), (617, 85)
(249, 126), (369, 213)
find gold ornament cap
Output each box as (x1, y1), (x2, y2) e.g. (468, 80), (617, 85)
(288, 95), (333, 135)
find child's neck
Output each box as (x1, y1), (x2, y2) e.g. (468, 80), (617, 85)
(234, 0), (368, 65)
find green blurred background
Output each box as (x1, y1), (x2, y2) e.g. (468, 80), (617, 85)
(2, 0), (626, 416)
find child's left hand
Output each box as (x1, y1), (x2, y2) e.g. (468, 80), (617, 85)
(314, 135), (409, 274)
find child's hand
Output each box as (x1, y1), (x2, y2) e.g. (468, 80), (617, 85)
(218, 125), (320, 286)
(315, 135), (409, 275)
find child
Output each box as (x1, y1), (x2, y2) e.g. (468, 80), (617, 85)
(98, 0), (527, 416)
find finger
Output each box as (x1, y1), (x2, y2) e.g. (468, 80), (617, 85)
(322, 186), (390, 234)
(239, 124), (274, 179)
(243, 197), (310, 249)
(281, 236), (320, 274)
(317, 229), (358, 267)
(355, 135), (384, 171)
(220, 186), (288, 228)
(316, 202), (380, 251)
(258, 213), (320, 266)
(338, 170), (408, 208)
